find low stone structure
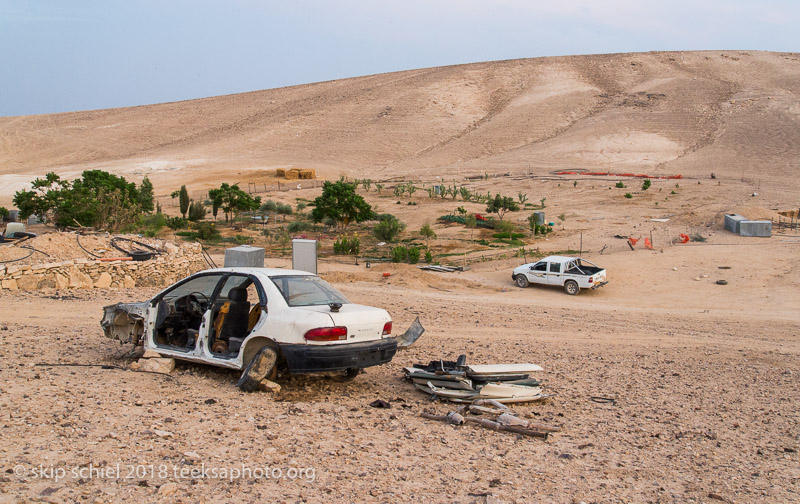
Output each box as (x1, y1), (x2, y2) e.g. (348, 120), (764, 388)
(0, 242), (206, 291)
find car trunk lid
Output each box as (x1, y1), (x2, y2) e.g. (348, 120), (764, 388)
(296, 304), (390, 344)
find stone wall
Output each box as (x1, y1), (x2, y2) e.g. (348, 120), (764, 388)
(0, 243), (207, 291)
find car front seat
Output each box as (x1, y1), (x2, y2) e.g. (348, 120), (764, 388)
(219, 287), (251, 342)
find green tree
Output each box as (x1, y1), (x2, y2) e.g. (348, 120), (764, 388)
(420, 222), (437, 248)
(310, 180), (373, 230)
(642, 179), (652, 191)
(465, 213), (477, 242)
(276, 203), (293, 222)
(13, 170), (143, 231)
(486, 194), (519, 221)
(527, 213), (538, 236)
(139, 176), (155, 213)
(208, 183), (261, 224)
(0, 207), (9, 221)
(260, 200), (278, 213)
(170, 190), (180, 206)
(179, 185), (190, 218)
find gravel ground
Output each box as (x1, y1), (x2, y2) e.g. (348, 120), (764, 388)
(1, 271), (797, 503)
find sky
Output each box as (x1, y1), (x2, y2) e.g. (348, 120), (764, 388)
(1, 0), (798, 117)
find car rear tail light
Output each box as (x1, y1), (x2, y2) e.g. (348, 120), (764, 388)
(382, 321), (392, 335)
(304, 326), (348, 341)
(588, 277), (593, 283)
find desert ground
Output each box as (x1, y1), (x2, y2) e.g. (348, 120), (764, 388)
(1, 50), (799, 503)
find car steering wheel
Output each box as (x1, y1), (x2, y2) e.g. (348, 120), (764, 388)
(186, 292), (209, 318)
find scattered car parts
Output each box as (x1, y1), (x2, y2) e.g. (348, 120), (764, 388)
(404, 355), (548, 403)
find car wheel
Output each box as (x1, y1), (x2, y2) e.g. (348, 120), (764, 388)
(329, 368), (360, 382)
(237, 346), (278, 392)
(564, 280), (579, 295)
(514, 275), (529, 288)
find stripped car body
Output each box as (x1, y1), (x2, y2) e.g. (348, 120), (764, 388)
(101, 267), (423, 383)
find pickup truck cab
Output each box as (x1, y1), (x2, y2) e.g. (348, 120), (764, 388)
(512, 255), (608, 295)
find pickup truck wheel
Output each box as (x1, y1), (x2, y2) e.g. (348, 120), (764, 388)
(329, 368), (360, 382)
(237, 346), (278, 392)
(564, 280), (580, 295)
(514, 275), (529, 288)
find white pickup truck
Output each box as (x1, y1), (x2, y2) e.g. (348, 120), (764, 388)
(512, 255), (608, 295)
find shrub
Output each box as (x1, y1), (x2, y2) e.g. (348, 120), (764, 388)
(425, 249), (432, 263)
(373, 215), (406, 242)
(391, 245), (408, 263)
(408, 246), (420, 264)
(615, 181), (625, 188)
(260, 200), (278, 212)
(624, 193), (633, 199)
(419, 223), (437, 244)
(188, 201), (206, 222)
(438, 214), (493, 229)
(234, 234), (253, 245)
(0, 207), (9, 221)
(642, 179), (652, 191)
(333, 236), (360, 255)
(494, 220), (514, 234)
(166, 216), (188, 230)
(288, 221), (313, 233)
(195, 222), (220, 241)
(533, 224), (552, 236)
(493, 232), (525, 240)
(137, 212), (167, 233)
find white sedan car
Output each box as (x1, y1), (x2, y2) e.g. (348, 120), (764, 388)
(101, 267), (423, 389)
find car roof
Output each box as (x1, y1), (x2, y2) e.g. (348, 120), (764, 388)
(202, 267), (317, 278)
(536, 255), (579, 263)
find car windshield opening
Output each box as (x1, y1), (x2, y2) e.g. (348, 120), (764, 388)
(270, 275), (350, 307)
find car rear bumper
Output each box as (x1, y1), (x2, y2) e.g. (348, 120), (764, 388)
(280, 339), (398, 373)
(591, 280), (609, 290)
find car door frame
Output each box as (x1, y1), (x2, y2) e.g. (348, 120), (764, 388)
(526, 261), (548, 284)
(146, 271), (229, 361)
(546, 261), (563, 285)
(206, 272), (269, 361)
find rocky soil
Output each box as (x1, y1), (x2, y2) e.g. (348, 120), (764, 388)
(1, 243), (798, 503)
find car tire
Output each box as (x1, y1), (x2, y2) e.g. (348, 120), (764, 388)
(237, 346), (278, 392)
(514, 275), (529, 288)
(329, 368), (360, 382)
(564, 280), (579, 295)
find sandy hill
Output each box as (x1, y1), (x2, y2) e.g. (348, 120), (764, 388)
(1, 50), (799, 203)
